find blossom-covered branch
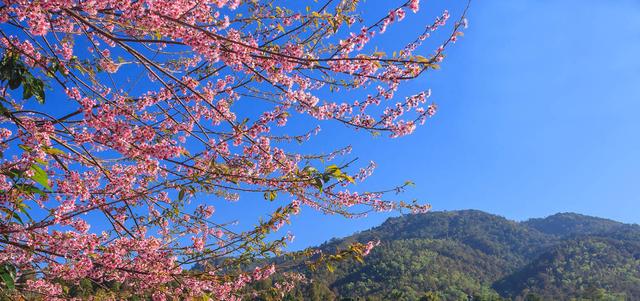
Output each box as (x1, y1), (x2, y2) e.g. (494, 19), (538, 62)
(0, 0), (468, 299)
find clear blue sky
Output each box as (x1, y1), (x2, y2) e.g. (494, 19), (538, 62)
(249, 0), (640, 250)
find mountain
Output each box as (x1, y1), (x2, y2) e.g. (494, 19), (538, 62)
(522, 212), (625, 237)
(265, 210), (640, 301)
(494, 236), (640, 300)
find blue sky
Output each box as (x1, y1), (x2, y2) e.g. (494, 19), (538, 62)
(259, 0), (640, 250)
(4, 0), (640, 252)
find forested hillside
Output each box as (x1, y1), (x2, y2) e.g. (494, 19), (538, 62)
(262, 211), (640, 301)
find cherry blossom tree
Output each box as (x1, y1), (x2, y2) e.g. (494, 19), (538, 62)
(0, 0), (468, 299)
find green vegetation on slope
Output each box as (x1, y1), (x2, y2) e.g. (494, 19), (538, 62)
(268, 210), (640, 301)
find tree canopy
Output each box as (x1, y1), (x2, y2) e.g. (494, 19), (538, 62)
(0, 0), (468, 299)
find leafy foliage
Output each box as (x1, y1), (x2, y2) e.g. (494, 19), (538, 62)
(0, 54), (46, 104)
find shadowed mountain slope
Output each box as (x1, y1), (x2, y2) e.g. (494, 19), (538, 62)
(271, 210), (640, 301)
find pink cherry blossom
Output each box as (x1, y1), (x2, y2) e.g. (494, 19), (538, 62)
(0, 0), (468, 299)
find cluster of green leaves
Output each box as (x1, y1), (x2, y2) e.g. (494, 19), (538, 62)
(0, 145), (54, 225)
(0, 53), (46, 104)
(299, 164), (355, 194)
(0, 264), (16, 292)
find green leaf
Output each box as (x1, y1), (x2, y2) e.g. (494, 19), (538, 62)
(414, 55), (430, 63)
(313, 178), (324, 193)
(0, 208), (23, 225)
(1, 168), (24, 179)
(322, 174), (331, 183)
(8, 76), (20, 90)
(43, 147), (65, 156)
(0, 103), (10, 117)
(22, 80), (33, 99)
(29, 164), (51, 191)
(178, 188), (186, 201)
(34, 80), (45, 104)
(16, 183), (45, 196)
(18, 144), (32, 152)
(302, 166), (318, 174)
(326, 164), (339, 170)
(263, 190), (277, 201)
(18, 203), (32, 222)
(341, 174), (355, 183)
(0, 265), (15, 290)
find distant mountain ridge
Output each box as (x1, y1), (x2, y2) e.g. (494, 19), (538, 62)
(270, 210), (640, 301)
(523, 212), (627, 236)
